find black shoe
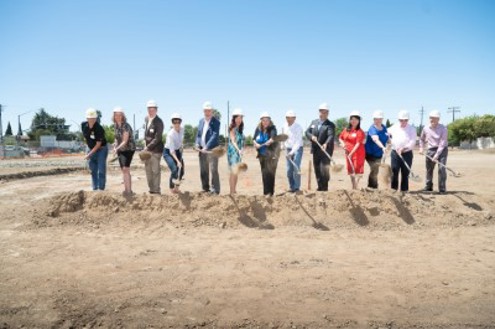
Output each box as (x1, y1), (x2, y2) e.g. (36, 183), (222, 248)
(438, 190), (447, 195)
(422, 187), (433, 192)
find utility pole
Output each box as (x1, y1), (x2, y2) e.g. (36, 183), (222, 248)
(226, 101), (230, 144)
(419, 105), (425, 131)
(447, 106), (461, 122)
(0, 104), (5, 158)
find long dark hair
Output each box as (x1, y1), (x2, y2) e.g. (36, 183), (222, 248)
(257, 118), (273, 133)
(347, 116), (361, 131)
(229, 115), (244, 134)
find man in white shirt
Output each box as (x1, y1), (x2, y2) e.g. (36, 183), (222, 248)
(283, 110), (304, 192)
(388, 110), (417, 191)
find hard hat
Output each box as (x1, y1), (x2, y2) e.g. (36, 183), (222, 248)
(260, 112), (271, 119)
(319, 103), (329, 111)
(203, 101), (213, 110)
(349, 111), (361, 118)
(398, 110), (410, 120)
(429, 110), (441, 118)
(372, 110), (384, 119)
(171, 113), (182, 121)
(113, 106), (124, 113)
(86, 108), (98, 119)
(285, 110), (296, 117)
(146, 100), (158, 108)
(232, 108), (243, 116)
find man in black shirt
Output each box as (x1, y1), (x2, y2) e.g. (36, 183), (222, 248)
(305, 103), (336, 191)
(82, 108), (108, 190)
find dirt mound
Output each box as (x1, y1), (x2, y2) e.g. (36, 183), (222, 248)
(28, 189), (493, 231)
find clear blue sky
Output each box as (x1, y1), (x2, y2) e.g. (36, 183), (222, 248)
(1, 0), (494, 136)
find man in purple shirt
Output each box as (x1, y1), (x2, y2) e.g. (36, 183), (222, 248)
(419, 110), (448, 194)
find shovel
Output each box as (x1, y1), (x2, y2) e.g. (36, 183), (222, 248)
(193, 146), (226, 157)
(286, 154), (301, 175)
(232, 148), (248, 174)
(378, 151), (392, 184)
(315, 140), (344, 172)
(424, 154), (462, 177)
(272, 134), (289, 143)
(172, 164), (183, 186)
(397, 153), (422, 182)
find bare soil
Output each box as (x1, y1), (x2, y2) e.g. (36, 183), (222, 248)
(1, 149), (494, 328)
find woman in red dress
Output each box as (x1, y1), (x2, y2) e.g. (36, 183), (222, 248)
(339, 111), (366, 189)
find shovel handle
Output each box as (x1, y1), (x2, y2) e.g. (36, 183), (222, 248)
(424, 153), (460, 176)
(315, 140), (336, 165)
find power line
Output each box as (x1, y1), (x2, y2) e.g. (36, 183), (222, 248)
(447, 106), (461, 122)
(419, 105), (425, 130)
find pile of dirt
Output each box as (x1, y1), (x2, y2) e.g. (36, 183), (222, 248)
(28, 189), (494, 231)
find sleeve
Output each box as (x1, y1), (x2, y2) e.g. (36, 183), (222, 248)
(436, 126), (448, 155)
(290, 125), (303, 154)
(357, 129), (366, 143)
(195, 120), (202, 146)
(406, 126), (417, 150)
(419, 128), (426, 149)
(269, 125), (278, 139)
(253, 127), (260, 142)
(95, 125), (105, 142)
(147, 118), (164, 149)
(305, 121), (315, 140)
(164, 130), (172, 149)
(324, 122), (335, 145)
(205, 118), (220, 150)
(368, 125), (377, 136)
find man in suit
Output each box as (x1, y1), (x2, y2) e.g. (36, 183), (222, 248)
(195, 101), (221, 194)
(144, 100), (164, 194)
(305, 103), (336, 191)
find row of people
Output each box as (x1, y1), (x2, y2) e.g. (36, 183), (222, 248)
(81, 101), (449, 196)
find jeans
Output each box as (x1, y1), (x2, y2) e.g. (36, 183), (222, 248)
(286, 147), (303, 191)
(163, 148), (185, 189)
(391, 150), (413, 191)
(425, 148), (448, 192)
(88, 146), (108, 190)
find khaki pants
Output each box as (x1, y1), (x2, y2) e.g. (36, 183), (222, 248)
(145, 153), (162, 193)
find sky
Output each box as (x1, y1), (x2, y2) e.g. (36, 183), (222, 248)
(0, 0), (494, 136)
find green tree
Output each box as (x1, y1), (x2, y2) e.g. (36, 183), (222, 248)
(103, 124), (115, 144)
(213, 109), (222, 121)
(29, 108), (70, 141)
(334, 117), (348, 136)
(5, 122), (13, 136)
(183, 124), (198, 146)
(474, 114), (495, 137)
(448, 116), (477, 146)
(245, 134), (254, 146)
(385, 119), (392, 128)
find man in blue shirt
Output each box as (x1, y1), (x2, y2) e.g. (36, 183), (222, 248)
(196, 101), (221, 194)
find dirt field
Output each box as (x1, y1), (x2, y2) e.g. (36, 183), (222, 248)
(1, 148), (494, 328)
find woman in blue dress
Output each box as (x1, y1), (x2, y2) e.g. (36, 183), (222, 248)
(227, 109), (245, 195)
(364, 110), (390, 188)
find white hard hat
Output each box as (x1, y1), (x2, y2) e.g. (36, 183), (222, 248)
(285, 110), (296, 117)
(372, 110), (384, 119)
(319, 103), (329, 111)
(171, 113), (182, 121)
(349, 111), (361, 118)
(113, 106), (124, 113)
(398, 110), (410, 120)
(232, 108), (243, 116)
(86, 108), (98, 119)
(260, 112), (271, 119)
(429, 110), (441, 118)
(203, 101), (213, 110)
(146, 100), (158, 108)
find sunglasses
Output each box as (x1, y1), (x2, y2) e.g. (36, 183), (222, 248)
(172, 120), (181, 124)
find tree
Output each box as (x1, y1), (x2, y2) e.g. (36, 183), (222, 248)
(448, 116), (478, 146)
(102, 124), (115, 144)
(474, 114), (495, 137)
(385, 119), (392, 128)
(334, 117), (348, 137)
(29, 108), (70, 141)
(213, 109), (222, 121)
(245, 135), (254, 146)
(183, 124), (198, 146)
(5, 122), (13, 136)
